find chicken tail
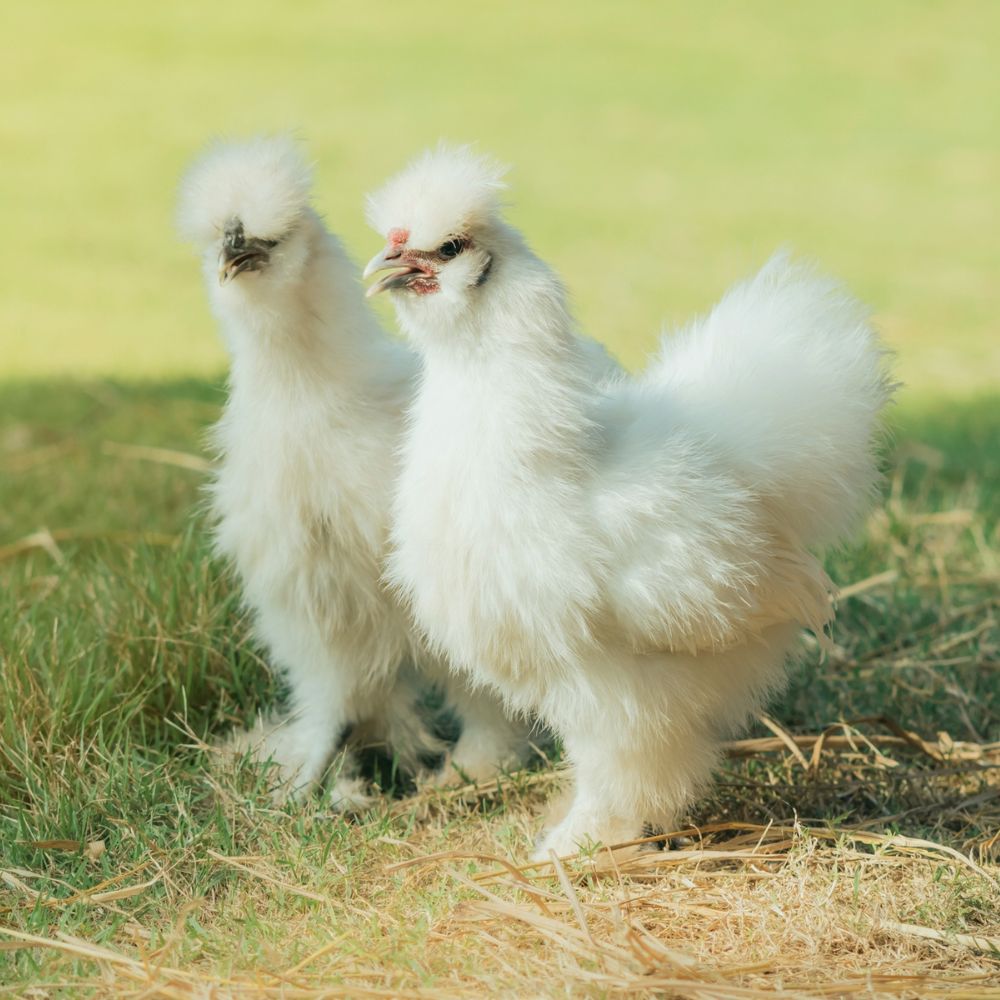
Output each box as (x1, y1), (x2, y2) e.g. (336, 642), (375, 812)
(645, 253), (895, 549)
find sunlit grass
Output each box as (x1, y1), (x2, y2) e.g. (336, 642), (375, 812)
(1, 380), (997, 994)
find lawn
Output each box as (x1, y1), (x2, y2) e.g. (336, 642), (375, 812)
(2, 2), (998, 996)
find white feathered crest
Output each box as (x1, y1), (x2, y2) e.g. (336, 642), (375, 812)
(365, 144), (507, 249)
(178, 135), (313, 246)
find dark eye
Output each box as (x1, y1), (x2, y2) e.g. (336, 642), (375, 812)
(438, 238), (466, 260)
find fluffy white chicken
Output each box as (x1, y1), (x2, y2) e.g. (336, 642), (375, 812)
(177, 137), (533, 805)
(365, 147), (894, 858)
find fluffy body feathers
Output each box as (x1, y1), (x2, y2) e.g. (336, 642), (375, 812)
(179, 137), (531, 802)
(369, 147), (893, 857)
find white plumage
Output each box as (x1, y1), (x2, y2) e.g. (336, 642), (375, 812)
(365, 146), (894, 857)
(178, 137), (532, 805)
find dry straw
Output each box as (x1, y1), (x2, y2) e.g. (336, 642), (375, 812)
(3, 718), (998, 998)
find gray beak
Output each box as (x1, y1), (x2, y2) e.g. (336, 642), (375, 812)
(218, 218), (277, 284)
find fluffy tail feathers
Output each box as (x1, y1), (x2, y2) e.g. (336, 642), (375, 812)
(646, 254), (895, 549)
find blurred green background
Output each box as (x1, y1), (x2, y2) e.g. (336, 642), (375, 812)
(3, 0), (998, 394)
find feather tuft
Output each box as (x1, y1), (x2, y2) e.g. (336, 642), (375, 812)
(177, 134), (313, 247)
(365, 143), (508, 249)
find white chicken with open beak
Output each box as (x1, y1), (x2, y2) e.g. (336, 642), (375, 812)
(366, 146), (894, 859)
(177, 136), (534, 806)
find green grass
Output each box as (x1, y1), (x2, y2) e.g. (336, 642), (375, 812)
(1, 381), (997, 994)
(1, 2), (998, 994)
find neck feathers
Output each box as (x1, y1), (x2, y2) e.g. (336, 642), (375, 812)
(216, 223), (397, 397)
(416, 288), (596, 476)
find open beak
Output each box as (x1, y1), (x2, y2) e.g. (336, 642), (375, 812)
(218, 219), (275, 285)
(218, 242), (272, 284)
(363, 246), (432, 298)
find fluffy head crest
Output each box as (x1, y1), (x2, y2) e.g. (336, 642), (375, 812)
(177, 135), (313, 247)
(366, 144), (507, 250)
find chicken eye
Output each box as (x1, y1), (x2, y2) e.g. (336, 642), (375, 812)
(438, 238), (466, 260)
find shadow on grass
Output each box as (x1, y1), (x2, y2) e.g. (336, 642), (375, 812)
(892, 389), (1000, 508)
(1, 375), (996, 543)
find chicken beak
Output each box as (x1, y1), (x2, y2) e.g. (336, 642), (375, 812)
(363, 245), (426, 298)
(218, 219), (274, 284)
(218, 245), (273, 285)
(363, 246), (399, 280)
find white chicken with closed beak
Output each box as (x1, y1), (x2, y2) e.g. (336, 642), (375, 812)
(178, 136), (534, 806)
(366, 146), (894, 858)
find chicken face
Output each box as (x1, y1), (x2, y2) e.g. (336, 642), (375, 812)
(363, 146), (507, 317)
(178, 135), (315, 292)
(363, 228), (492, 300)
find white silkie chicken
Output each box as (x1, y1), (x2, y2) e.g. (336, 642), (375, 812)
(365, 147), (894, 858)
(177, 137), (534, 805)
